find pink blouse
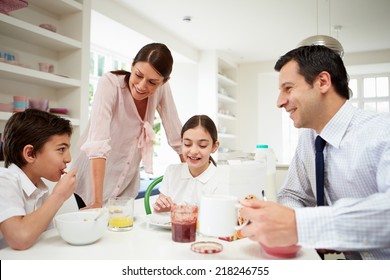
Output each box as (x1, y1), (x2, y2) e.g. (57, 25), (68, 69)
(73, 73), (182, 205)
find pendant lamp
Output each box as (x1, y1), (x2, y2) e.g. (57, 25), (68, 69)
(297, 0), (344, 57)
(297, 34), (344, 57)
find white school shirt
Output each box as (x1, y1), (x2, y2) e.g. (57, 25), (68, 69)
(278, 101), (390, 260)
(0, 164), (50, 248)
(159, 163), (228, 206)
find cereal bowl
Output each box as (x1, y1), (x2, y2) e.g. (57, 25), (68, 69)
(260, 243), (301, 258)
(55, 209), (108, 245)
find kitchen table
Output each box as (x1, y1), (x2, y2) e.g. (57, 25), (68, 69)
(0, 215), (320, 260)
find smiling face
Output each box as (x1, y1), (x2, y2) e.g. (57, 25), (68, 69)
(182, 126), (219, 177)
(277, 60), (323, 130)
(25, 134), (71, 184)
(129, 61), (165, 101)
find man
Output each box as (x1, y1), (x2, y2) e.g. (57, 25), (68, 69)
(240, 45), (390, 260)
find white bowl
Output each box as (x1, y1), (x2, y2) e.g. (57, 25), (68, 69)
(55, 209), (109, 245)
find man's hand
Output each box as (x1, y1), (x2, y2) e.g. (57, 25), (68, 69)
(239, 199), (298, 247)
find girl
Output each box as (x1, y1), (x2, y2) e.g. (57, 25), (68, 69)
(153, 115), (227, 212)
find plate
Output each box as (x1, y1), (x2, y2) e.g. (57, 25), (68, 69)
(191, 241), (223, 254)
(147, 213), (171, 229)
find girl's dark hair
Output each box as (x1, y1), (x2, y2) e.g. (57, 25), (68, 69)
(3, 109), (73, 168)
(111, 43), (173, 87)
(181, 115), (218, 166)
(274, 45), (350, 99)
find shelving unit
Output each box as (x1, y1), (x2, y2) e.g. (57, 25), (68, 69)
(0, 0), (91, 156)
(198, 51), (239, 159)
(216, 56), (238, 152)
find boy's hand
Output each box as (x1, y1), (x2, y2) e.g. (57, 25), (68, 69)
(52, 169), (77, 202)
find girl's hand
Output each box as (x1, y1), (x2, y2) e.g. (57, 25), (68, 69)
(153, 194), (174, 213)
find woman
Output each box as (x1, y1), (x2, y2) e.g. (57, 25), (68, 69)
(73, 43), (183, 209)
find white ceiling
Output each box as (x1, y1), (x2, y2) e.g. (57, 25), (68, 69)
(98, 0), (390, 64)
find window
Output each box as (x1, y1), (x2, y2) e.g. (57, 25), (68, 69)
(88, 44), (165, 177)
(89, 44), (131, 108)
(350, 75), (390, 113)
(282, 73), (390, 164)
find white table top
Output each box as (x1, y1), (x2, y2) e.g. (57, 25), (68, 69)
(0, 215), (320, 260)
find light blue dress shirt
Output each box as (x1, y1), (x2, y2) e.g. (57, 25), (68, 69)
(278, 101), (390, 260)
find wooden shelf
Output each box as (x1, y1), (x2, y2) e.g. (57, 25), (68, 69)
(217, 73), (237, 87)
(0, 14), (82, 51)
(0, 111), (80, 126)
(29, 0), (83, 16)
(218, 93), (236, 103)
(218, 113), (236, 120)
(0, 63), (81, 88)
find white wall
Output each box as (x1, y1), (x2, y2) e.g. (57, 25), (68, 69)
(92, 0), (390, 167)
(237, 61), (285, 161)
(91, 0), (198, 63)
(237, 49), (390, 165)
(169, 61), (199, 122)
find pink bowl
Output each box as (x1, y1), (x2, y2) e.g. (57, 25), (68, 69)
(260, 243), (301, 258)
(28, 99), (49, 111)
(39, 23), (57, 33)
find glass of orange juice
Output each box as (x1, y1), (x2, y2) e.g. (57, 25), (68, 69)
(107, 197), (134, 231)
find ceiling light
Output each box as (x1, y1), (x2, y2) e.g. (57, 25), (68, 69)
(297, 35), (344, 57)
(297, 0), (344, 57)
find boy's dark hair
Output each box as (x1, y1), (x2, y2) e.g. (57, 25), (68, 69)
(2, 109), (73, 168)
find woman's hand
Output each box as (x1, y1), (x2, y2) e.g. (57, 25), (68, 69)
(153, 193), (174, 213)
(82, 201), (103, 210)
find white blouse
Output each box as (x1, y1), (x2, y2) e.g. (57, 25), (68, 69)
(159, 163), (228, 206)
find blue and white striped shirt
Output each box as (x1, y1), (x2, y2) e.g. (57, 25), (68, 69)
(278, 101), (390, 260)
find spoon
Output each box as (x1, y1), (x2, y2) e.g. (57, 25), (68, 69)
(94, 210), (106, 221)
(262, 190), (268, 201)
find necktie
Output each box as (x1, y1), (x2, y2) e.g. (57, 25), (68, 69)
(315, 136), (326, 206)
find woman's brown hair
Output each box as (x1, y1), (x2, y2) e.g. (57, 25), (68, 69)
(111, 43), (173, 87)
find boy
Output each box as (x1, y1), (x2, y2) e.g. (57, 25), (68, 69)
(0, 109), (77, 250)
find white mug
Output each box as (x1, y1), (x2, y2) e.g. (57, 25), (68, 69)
(198, 194), (248, 237)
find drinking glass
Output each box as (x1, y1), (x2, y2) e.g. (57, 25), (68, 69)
(170, 204), (198, 242)
(107, 197), (134, 231)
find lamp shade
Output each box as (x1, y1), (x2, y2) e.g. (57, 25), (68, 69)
(297, 35), (344, 57)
